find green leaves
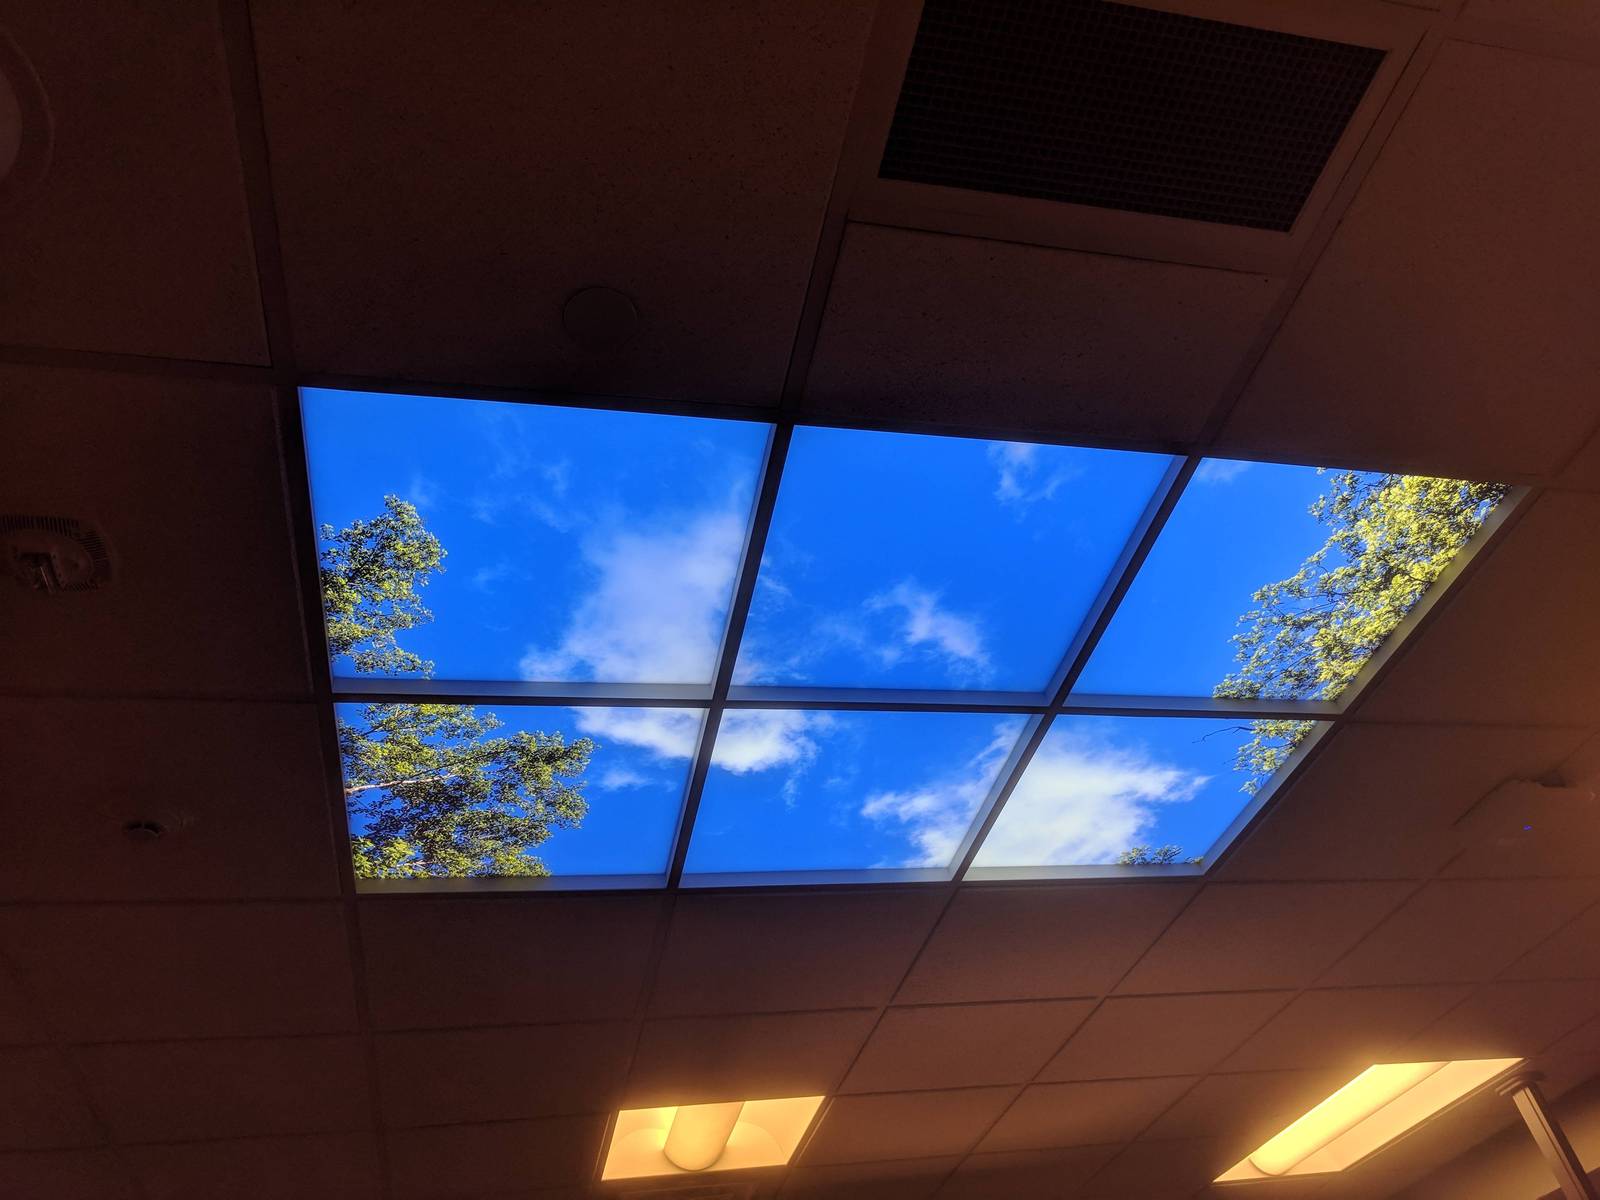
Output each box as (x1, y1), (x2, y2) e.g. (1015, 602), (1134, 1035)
(1217, 472), (1506, 788)
(320, 497), (598, 879)
(319, 495), (444, 676)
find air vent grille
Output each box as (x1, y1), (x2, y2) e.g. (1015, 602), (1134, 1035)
(880, 0), (1386, 231)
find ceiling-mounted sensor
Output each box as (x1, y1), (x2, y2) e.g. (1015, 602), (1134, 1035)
(1, 515), (112, 592)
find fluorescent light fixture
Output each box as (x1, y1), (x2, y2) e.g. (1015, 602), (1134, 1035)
(600, 1095), (825, 1181)
(1217, 1058), (1521, 1182)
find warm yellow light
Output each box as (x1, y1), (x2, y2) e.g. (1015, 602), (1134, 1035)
(600, 1095), (824, 1181)
(1217, 1059), (1521, 1182)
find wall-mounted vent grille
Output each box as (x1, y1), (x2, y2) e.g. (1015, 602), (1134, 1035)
(880, 0), (1386, 231)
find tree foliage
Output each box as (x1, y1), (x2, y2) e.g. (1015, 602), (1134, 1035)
(321, 495), (594, 878)
(1216, 471), (1507, 787)
(1116, 844), (1202, 866)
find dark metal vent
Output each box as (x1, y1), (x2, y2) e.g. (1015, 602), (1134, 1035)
(880, 0), (1386, 231)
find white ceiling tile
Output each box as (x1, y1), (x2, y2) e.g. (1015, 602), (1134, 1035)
(650, 890), (946, 1016)
(1140, 1068), (1348, 1147)
(126, 1132), (383, 1200)
(385, 1115), (604, 1197)
(1466, 0), (1600, 37)
(978, 1077), (1195, 1153)
(1042, 992), (1291, 1082)
(1221, 985), (1472, 1074)
(1116, 883), (1414, 995)
(1222, 40), (1600, 480)
(938, 1145), (1119, 1199)
(0, 1150), (135, 1200)
(1505, 901), (1600, 979)
(804, 1088), (1016, 1165)
(360, 895), (662, 1029)
(805, 224), (1279, 445)
(0, 904), (355, 1041)
(0, 1047), (101, 1150)
(897, 884), (1197, 1005)
(783, 1155), (957, 1199)
(1404, 979), (1600, 1060)
(843, 1000), (1094, 1093)
(0, 368), (309, 698)
(0, 700), (339, 902)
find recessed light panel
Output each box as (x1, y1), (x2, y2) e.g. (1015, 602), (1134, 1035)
(1217, 1059), (1521, 1181)
(601, 1096), (825, 1181)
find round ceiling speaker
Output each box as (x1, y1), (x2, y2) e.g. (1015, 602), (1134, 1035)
(1, 515), (112, 592)
(562, 286), (639, 352)
(0, 29), (51, 207)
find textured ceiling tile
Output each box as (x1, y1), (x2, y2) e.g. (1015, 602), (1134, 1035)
(782, 1155), (958, 1199)
(1116, 883), (1414, 995)
(72, 1037), (370, 1145)
(805, 225), (1279, 445)
(0, 700), (339, 902)
(126, 1132), (383, 1200)
(1318, 879), (1600, 987)
(1140, 1068), (1349, 1146)
(0, 904), (355, 1042)
(938, 1144), (1120, 1199)
(897, 884), (1196, 1005)
(360, 895), (662, 1029)
(1506, 902), (1600, 980)
(1041, 992), (1291, 1082)
(0, 1150), (135, 1200)
(0, 967), (45, 1046)
(0, 1047), (101, 1150)
(978, 1077), (1195, 1153)
(843, 1000), (1094, 1093)
(1222, 41), (1600, 480)
(650, 890), (946, 1016)
(802, 1088), (1016, 1165)
(1466, 0), (1600, 37)
(626, 1009), (876, 1107)
(1220, 985), (1472, 1074)
(0, 368), (308, 698)
(386, 1114), (603, 1197)
(1093, 1137), (1280, 1198)
(252, 0), (874, 400)
(1217, 723), (1591, 882)
(1403, 979), (1600, 1060)
(0, 3), (264, 362)
(378, 1023), (630, 1128)
(1356, 492), (1600, 727)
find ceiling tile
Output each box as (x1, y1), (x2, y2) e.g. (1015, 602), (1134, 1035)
(978, 1077), (1195, 1153)
(0, 1047), (100, 1150)
(1217, 723), (1590, 882)
(1560, 425), (1600, 491)
(1140, 1068), (1349, 1146)
(1404, 979), (1600, 1060)
(126, 1132), (383, 1200)
(650, 890), (946, 1017)
(938, 1145), (1119, 1199)
(0, 368), (308, 698)
(1220, 985), (1472, 1074)
(1317, 878), (1600, 987)
(1041, 992), (1291, 1083)
(1309, 1088), (1514, 1199)
(378, 1022), (631, 1127)
(1533, 1013), (1600, 1098)
(804, 225), (1279, 445)
(0, 967), (44, 1046)
(802, 1088), (1017, 1165)
(1465, 0), (1600, 37)
(783, 1156), (958, 1199)
(1116, 883), (1413, 995)
(626, 1009), (876, 1108)
(252, 0), (873, 400)
(0, 903), (355, 1041)
(1094, 1137), (1278, 1199)
(71, 1036), (370, 1145)
(1506, 901), (1600, 979)
(0, 4), (264, 362)
(360, 895), (661, 1029)
(1221, 40), (1600, 480)
(0, 1149), (135, 1200)
(1356, 492), (1600, 727)
(896, 884), (1197, 1005)
(385, 1114), (604, 1197)
(0, 700), (339, 902)
(843, 1000), (1094, 1093)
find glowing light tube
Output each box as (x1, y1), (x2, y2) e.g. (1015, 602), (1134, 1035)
(663, 1101), (745, 1171)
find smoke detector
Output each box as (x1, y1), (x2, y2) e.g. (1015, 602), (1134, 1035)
(1, 515), (112, 592)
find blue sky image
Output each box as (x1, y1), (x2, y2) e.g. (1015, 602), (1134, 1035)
(303, 389), (1378, 877)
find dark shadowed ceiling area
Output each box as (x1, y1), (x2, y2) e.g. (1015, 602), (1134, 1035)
(2, 1), (1600, 1197)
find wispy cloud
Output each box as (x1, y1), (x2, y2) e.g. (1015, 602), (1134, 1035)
(470, 560), (515, 591)
(987, 442), (1079, 510)
(860, 725), (1018, 867)
(1193, 459), (1252, 486)
(598, 766), (655, 790)
(867, 580), (990, 676)
(972, 731), (1210, 867)
(571, 707), (819, 776)
(406, 473), (441, 510)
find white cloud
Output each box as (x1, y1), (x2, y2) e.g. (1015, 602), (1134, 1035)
(520, 510), (744, 683)
(860, 726), (1017, 867)
(1193, 459), (1252, 486)
(598, 767), (654, 790)
(867, 580), (989, 675)
(987, 441), (1078, 509)
(470, 561), (514, 591)
(571, 706), (819, 777)
(406, 473), (441, 510)
(973, 732), (1210, 867)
